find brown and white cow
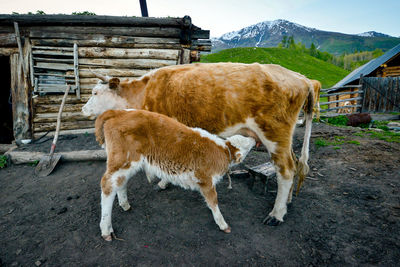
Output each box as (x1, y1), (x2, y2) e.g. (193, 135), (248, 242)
(96, 109), (255, 241)
(82, 63), (316, 226)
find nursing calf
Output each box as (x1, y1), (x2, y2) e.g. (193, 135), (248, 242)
(96, 109), (255, 241)
(83, 63), (316, 225)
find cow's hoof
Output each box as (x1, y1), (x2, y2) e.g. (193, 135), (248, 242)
(223, 226), (231, 233)
(263, 216), (282, 226)
(102, 234), (112, 241)
(120, 203), (131, 211)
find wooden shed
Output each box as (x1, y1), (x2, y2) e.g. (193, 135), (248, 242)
(0, 14), (211, 143)
(325, 43), (400, 114)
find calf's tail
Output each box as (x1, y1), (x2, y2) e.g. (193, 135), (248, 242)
(296, 81), (315, 194)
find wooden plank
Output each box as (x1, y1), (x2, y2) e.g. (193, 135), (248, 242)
(6, 150), (106, 165)
(320, 97), (362, 106)
(179, 49), (191, 64)
(0, 33), (17, 47)
(0, 15), (190, 27)
(322, 90), (363, 98)
(73, 43), (80, 99)
(33, 57), (74, 64)
(33, 94), (90, 105)
(32, 46), (74, 51)
(32, 50), (74, 57)
(33, 112), (93, 123)
(31, 38), (182, 49)
(74, 68), (149, 78)
(78, 58), (177, 69)
(10, 54), (31, 140)
(0, 47), (18, 56)
(321, 85), (361, 92)
(33, 128), (95, 139)
(78, 47), (180, 60)
(28, 27), (181, 39)
(321, 105), (362, 112)
(33, 120), (94, 132)
(35, 103), (84, 113)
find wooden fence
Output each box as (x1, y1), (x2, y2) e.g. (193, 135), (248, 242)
(361, 77), (400, 113)
(320, 75), (400, 114)
(320, 84), (363, 113)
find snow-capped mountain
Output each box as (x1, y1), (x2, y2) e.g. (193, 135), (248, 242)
(356, 31), (392, 38)
(212, 20), (399, 55)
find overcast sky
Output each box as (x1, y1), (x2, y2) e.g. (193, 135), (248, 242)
(2, 0), (399, 38)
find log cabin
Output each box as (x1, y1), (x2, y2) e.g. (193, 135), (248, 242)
(327, 43), (400, 113)
(0, 14), (211, 143)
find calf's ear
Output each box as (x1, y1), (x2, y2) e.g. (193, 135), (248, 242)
(109, 78), (120, 90)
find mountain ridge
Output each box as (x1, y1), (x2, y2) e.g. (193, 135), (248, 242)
(212, 20), (400, 55)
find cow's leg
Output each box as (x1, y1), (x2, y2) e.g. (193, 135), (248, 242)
(199, 181), (230, 233)
(264, 149), (295, 226)
(100, 172), (117, 241)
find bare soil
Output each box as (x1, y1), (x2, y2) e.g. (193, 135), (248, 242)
(1, 123), (399, 266)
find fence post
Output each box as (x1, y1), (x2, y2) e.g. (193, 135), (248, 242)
(359, 74), (366, 113)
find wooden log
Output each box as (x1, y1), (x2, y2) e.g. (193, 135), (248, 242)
(78, 58), (177, 69)
(31, 38), (182, 49)
(322, 90), (363, 98)
(0, 15), (189, 28)
(78, 47), (180, 60)
(35, 103), (84, 113)
(74, 68), (149, 78)
(0, 33), (17, 47)
(32, 45), (74, 51)
(73, 43), (80, 99)
(0, 47), (18, 56)
(33, 94), (90, 105)
(320, 97), (363, 106)
(33, 128), (95, 139)
(10, 54), (31, 140)
(28, 27), (181, 39)
(33, 112), (94, 123)
(33, 120), (94, 132)
(5, 149), (106, 165)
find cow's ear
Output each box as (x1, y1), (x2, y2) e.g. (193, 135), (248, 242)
(109, 78), (120, 90)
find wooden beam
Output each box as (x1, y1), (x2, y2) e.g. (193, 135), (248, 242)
(73, 43), (80, 99)
(77, 47), (180, 60)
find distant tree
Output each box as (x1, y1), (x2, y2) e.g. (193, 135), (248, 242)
(280, 36), (288, 48)
(36, 10), (46, 15)
(309, 43), (317, 57)
(288, 36), (296, 49)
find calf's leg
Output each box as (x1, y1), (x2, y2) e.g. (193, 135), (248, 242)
(100, 173), (117, 241)
(199, 182), (230, 233)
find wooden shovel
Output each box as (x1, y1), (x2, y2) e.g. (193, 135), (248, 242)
(34, 85), (70, 177)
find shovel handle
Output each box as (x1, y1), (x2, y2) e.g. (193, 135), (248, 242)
(49, 85), (70, 156)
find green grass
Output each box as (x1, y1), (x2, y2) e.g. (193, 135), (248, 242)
(0, 155), (7, 168)
(354, 130), (400, 143)
(327, 115), (349, 126)
(315, 136), (361, 149)
(201, 47), (350, 88)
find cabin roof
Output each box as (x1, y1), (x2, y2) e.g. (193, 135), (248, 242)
(334, 43), (400, 88)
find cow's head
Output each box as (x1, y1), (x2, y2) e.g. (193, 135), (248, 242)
(226, 135), (256, 166)
(82, 72), (129, 116)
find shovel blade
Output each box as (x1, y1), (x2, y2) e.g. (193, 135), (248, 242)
(34, 154), (62, 177)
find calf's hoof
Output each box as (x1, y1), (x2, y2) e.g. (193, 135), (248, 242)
(263, 216), (282, 226)
(102, 234), (112, 241)
(153, 184), (168, 192)
(223, 226), (231, 233)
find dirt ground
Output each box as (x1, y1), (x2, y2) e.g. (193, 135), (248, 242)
(1, 123), (399, 266)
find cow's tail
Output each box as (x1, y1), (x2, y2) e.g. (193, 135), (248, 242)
(95, 110), (119, 145)
(296, 81), (314, 194)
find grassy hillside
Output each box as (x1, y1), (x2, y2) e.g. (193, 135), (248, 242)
(201, 47), (350, 88)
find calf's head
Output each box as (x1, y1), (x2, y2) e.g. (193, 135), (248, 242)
(226, 135), (256, 166)
(81, 73), (129, 116)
